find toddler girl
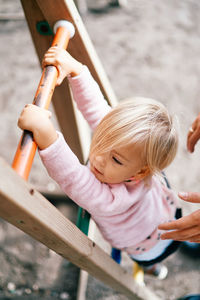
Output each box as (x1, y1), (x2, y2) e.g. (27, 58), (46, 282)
(18, 46), (181, 278)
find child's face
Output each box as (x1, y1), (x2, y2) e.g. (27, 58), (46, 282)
(89, 143), (145, 184)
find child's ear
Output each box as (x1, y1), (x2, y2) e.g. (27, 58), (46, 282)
(129, 166), (150, 181)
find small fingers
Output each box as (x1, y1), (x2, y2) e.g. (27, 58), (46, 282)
(21, 104), (33, 116)
(47, 110), (52, 118)
(42, 51), (61, 78)
(56, 66), (66, 86)
(44, 46), (59, 57)
(22, 104), (51, 117)
(42, 57), (57, 69)
(42, 49), (58, 68)
(43, 46), (63, 60)
(24, 103), (32, 108)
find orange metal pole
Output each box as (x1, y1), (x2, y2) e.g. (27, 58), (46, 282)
(12, 25), (71, 180)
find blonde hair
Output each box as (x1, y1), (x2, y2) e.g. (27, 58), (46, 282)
(90, 97), (179, 175)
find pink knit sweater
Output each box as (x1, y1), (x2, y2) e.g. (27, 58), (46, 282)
(39, 66), (178, 255)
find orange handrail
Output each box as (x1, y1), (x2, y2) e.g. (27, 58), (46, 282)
(12, 23), (73, 180)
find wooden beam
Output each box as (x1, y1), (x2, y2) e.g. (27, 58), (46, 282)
(0, 157), (160, 300)
(77, 218), (96, 300)
(20, 0), (86, 162)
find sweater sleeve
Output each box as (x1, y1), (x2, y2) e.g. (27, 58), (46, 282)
(68, 66), (111, 131)
(39, 132), (118, 215)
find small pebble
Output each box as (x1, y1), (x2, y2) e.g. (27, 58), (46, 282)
(7, 282), (16, 292)
(24, 288), (32, 294)
(32, 284), (39, 291)
(15, 289), (23, 296)
(60, 292), (69, 299)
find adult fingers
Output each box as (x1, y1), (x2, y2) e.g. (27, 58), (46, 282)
(160, 225), (199, 241)
(178, 192), (200, 203)
(159, 208), (200, 231)
(158, 214), (194, 231)
(188, 234), (200, 243)
(187, 130), (200, 153)
(187, 116), (200, 152)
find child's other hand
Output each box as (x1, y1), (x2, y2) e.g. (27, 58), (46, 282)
(18, 104), (58, 150)
(187, 113), (200, 153)
(42, 46), (83, 85)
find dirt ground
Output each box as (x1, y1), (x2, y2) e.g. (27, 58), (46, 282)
(0, 0), (200, 299)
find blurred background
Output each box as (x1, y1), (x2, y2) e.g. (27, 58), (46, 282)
(0, 0), (200, 299)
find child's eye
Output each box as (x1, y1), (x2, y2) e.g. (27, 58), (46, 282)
(112, 156), (122, 165)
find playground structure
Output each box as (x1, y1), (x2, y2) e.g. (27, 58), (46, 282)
(0, 0), (163, 299)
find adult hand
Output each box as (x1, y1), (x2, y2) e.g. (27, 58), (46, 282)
(187, 113), (200, 153)
(158, 192), (200, 243)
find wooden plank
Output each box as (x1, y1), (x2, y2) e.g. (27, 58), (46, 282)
(0, 157), (160, 300)
(20, 0), (86, 163)
(77, 218), (96, 300)
(73, 0), (88, 15)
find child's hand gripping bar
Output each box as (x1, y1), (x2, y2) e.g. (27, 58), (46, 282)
(12, 20), (75, 180)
